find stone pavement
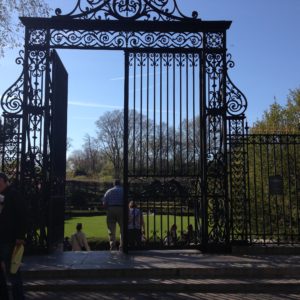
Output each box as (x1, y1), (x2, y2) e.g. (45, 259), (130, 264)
(20, 250), (300, 299)
(23, 249), (300, 274)
(25, 292), (300, 300)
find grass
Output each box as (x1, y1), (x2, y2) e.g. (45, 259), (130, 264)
(64, 216), (112, 240)
(64, 214), (196, 241)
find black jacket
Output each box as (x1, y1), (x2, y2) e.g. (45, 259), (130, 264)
(0, 185), (27, 243)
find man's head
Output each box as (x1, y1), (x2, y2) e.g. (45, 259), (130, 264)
(114, 179), (121, 186)
(0, 172), (9, 193)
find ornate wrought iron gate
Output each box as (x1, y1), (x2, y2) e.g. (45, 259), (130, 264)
(0, 0), (248, 253)
(48, 50), (68, 251)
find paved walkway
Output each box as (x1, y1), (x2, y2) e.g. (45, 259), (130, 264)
(21, 250), (300, 299)
(25, 292), (300, 300)
(23, 250), (300, 272)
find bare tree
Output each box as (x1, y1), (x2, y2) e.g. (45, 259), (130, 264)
(83, 134), (103, 174)
(0, 0), (50, 57)
(95, 110), (124, 178)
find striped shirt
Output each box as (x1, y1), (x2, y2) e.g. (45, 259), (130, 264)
(103, 185), (123, 207)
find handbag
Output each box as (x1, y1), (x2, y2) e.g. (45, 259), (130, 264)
(10, 245), (24, 274)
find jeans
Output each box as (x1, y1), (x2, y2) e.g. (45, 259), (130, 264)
(0, 242), (25, 300)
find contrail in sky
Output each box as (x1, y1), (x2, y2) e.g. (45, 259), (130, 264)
(69, 101), (122, 109)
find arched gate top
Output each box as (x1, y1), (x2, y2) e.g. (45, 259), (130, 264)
(54, 0), (200, 21)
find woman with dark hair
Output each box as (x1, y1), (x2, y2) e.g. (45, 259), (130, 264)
(128, 201), (144, 247)
(70, 223), (90, 251)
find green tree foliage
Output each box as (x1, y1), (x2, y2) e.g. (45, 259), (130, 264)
(251, 87), (300, 133)
(0, 0), (50, 57)
(245, 87), (300, 243)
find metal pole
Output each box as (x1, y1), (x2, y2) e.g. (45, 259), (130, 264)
(123, 51), (129, 254)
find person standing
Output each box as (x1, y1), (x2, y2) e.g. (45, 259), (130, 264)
(103, 179), (124, 251)
(70, 223), (90, 251)
(128, 201), (144, 248)
(0, 172), (26, 300)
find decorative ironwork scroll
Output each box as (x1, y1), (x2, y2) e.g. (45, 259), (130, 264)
(55, 0), (200, 21)
(205, 50), (228, 245)
(226, 54), (247, 117)
(205, 32), (224, 49)
(1, 51), (24, 116)
(225, 53), (248, 243)
(228, 118), (248, 242)
(51, 30), (203, 50)
(0, 117), (22, 181)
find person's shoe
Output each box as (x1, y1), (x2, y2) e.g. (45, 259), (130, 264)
(110, 243), (117, 251)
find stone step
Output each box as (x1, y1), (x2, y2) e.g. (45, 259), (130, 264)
(22, 266), (300, 280)
(23, 278), (300, 293)
(24, 292), (300, 300)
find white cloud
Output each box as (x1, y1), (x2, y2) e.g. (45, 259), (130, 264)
(68, 101), (122, 109)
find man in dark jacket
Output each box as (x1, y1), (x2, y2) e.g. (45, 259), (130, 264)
(0, 172), (26, 300)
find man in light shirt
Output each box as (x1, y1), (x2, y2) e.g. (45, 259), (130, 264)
(103, 179), (123, 251)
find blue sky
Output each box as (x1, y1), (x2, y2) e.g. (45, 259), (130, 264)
(0, 0), (299, 152)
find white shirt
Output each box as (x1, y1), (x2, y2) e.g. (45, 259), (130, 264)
(70, 231), (90, 251)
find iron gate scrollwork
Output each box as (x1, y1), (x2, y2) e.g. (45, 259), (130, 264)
(0, 0), (248, 253)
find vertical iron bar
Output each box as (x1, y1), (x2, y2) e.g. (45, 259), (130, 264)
(166, 53), (170, 245)
(192, 54), (196, 175)
(20, 27), (30, 194)
(166, 53), (169, 175)
(200, 44), (208, 249)
(293, 138), (300, 237)
(273, 137), (280, 243)
(286, 137), (293, 242)
(160, 179), (163, 245)
(223, 31), (230, 248)
(160, 53), (163, 175)
(146, 53), (149, 176)
(123, 51), (130, 254)
(153, 53), (156, 176)
(179, 53), (183, 174)
(245, 126), (252, 243)
(242, 120), (248, 242)
(259, 135), (266, 244)
(133, 52), (136, 175)
(160, 55), (163, 243)
(252, 137), (259, 238)
(140, 53), (143, 174)
(266, 140), (273, 238)
(173, 53), (176, 175)
(1, 118), (6, 171)
(186, 53), (189, 175)
(228, 121), (234, 240)
(279, 137), (287, 238)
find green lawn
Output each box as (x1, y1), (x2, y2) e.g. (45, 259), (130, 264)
(64, 216), (112, 240)
(64, 214), (195, 241)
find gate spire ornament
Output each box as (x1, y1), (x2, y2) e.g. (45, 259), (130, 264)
(55, 0), (200, 21)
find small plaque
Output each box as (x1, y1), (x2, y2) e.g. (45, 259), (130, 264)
(269, 175), (283, 195)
